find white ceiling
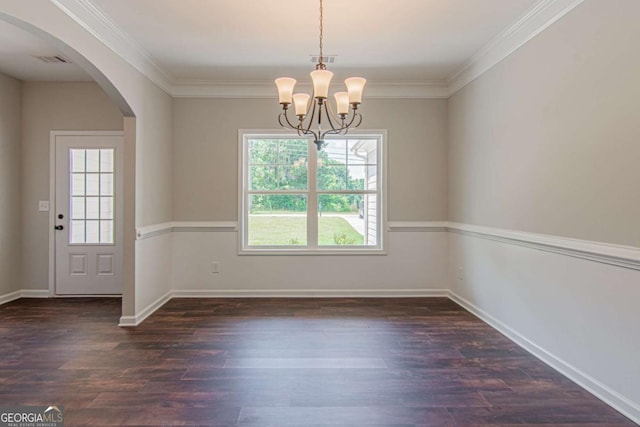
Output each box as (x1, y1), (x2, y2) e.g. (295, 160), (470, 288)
(0, 19), (91, 82)
(0, 0), (542, 86)
(91, 0), (538, 83)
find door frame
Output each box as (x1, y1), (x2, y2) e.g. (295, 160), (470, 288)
(48, 130), (125, 297)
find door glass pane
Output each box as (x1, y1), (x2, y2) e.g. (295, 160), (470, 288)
(100, 220), (114, 244)
(100, 174), (113, 196)
(86, 149), (100, 172)
(86, 174), (99, 196)
(100, 149), (114, 172)
(86, 197), (99, 219)
(70, 220), (85, 244)
(86, 220), (99, 244)
(71, 150), (85, 172)
(72, 197), (85, 219)
(71, 174), (85, 196)
(248, 194), (307, 246)
(100, 197), (114, 220)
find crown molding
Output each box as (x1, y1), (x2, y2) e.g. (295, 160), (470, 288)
(447, 0), (585, 95)
(171, 80), (449, 99)
(52, 0), (584, 99)
(51, 0), (174, 93)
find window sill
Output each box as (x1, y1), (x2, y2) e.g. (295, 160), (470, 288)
(238, 248), (387, 256)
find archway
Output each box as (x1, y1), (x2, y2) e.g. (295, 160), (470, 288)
(0, 8), (137, 323)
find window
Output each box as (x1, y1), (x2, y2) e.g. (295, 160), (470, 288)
(240, 131), (385, 253)
(69, 148), (115, 244)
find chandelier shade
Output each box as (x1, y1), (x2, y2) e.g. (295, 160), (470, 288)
(275, 77), (296, 104)
(275, 0), (366, 150)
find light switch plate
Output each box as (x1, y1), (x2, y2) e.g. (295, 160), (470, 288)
(39, 200), (50, 212)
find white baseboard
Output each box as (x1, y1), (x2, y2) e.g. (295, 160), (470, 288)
(118, 288), (449, 326)
(0, 290), (22, 305)
(21, 290), (50, 298)
(447, 290), (640, 425)
(118, 291), (172, 327)
(172, 289), (449, 298)
(0, 289), (51, 306)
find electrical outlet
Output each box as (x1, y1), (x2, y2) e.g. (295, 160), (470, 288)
(457, 267), (463, 280)
(38, 200), (50, 212)
(211, 262), (220, 274)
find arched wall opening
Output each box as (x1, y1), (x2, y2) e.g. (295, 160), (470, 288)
(0, 9), (138, 322)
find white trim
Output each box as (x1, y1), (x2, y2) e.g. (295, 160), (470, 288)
(51, 0), (584, 99)
(172, 81), (449, 99)
(447, 0), (585, 95)
(387, 221), (448, 232)
(51, 0), (173, 93)
(49, 134), (56, 297)
(0, 290), (22, 305)
(237, 130), (387, 254)
(118, 290), (172, 327)
(448, 290), (640, 425)
(20, 290), (50, 298)
(173, 289), (448, 298)
(238, 249), (387, 256)
(117, 289), (448, 326)
(136, 222), (173, 240)
(448, 222), (640, 271)
(136, 220), (640, 269)
(0, 290), (52, 306)
(136, 221), (238, 240)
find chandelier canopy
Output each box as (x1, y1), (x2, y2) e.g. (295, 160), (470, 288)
(275, 0), (366, 150)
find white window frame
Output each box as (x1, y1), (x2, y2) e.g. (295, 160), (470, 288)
(238, 129), (387, 255)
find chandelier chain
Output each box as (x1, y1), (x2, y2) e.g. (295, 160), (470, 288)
(319, 0), (323, 64)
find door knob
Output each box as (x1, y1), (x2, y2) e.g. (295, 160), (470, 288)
(54, 225), (64, 230)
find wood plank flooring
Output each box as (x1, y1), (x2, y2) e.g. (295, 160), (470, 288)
(0, 297), (635, 426)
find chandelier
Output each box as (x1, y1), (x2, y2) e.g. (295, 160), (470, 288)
(275, 0), (366, 150)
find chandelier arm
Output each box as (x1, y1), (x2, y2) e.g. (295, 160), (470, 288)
(353, 112), (363, 128)
(280, 108), (301, 130)
(303, 99), (318, 134)
(320, 128), (343, 140)
(344, 107), (361, 128)
(278, 112), (287, 128)
(323, 100), (343, 132)
(298, 128), (319, 142)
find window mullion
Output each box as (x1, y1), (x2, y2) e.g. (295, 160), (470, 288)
(307, 139), (318, 248)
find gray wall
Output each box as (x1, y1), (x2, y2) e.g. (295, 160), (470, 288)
(448, 0), (640, 247)
(21, 82), (123, 290)
(0, 73), (22, 295)
(173, 98), (448, 222)
(447, 0), (640, 418)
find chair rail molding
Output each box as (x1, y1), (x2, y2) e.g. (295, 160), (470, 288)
(448, 222), (640, 271)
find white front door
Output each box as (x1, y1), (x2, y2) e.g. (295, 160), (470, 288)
(54, 132), (123, 295)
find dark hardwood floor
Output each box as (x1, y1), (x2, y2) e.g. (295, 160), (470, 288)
(0, 297), (635, 426)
